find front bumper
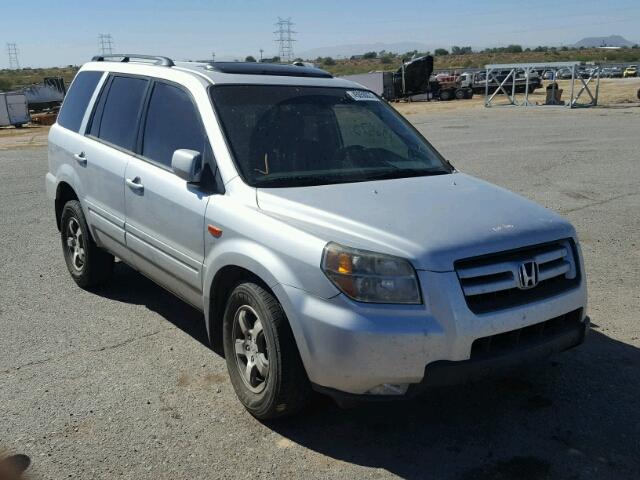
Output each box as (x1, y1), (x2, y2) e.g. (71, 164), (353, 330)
(274, 269), (588, 396)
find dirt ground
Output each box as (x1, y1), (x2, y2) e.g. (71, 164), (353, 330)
(394, 77), (640, 115)
(0, 124), (49, 150)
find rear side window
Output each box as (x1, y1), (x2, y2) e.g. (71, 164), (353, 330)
(91, 76), (148, 151)
(141, 82), (205, 167)
(57, 71), (103, 132)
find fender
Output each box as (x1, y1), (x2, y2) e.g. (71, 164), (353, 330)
(201, 235), (340, 350)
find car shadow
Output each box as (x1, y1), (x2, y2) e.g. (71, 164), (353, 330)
(95, 261), (214, 352)
(267, 329), (640, 479)
(92, 262), (639, 479)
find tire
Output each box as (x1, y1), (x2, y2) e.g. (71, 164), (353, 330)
(439, 89), (452, 101)
(454, 89), (465, 100)
(223, 282), (311, 420)
(464, 89), (474, 99)
(60, 200), (114, 288)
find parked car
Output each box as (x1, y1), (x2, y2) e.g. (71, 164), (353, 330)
(556, 68), (574, 80)
(610, 66), (623, 78)
(623, 65), (638, 78)
(46, 55), (589, 419)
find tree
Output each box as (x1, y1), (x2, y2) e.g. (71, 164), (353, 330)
(451, 46), (472, 55)
(434, 48), (449, 56)
(363, 51), (377, 59)
(0, 79), (12, 92)
(380, 54), (394, 64)
(322, 57), (336, 66)
(505, 44), (523, 53)
(245, 55), (257, 62)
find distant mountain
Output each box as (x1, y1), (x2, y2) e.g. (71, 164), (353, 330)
(574, 35), (635, 48)
(298, 42), (437, 59)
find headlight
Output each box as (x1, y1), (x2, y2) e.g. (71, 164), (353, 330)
(321, 242), (421, 304)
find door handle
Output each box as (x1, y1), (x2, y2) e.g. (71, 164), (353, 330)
(73, 152), (87, 166)
(126, 177), (144, 192)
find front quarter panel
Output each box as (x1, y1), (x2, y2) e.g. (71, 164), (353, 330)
(202, 183), (339, 301)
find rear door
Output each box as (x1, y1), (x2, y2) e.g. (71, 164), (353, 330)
(123, 80), (210, 308)
(82, 74), (150, 256)
(50, 70), (105, 219)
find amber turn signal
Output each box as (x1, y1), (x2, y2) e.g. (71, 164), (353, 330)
(207, 225), (223, 238)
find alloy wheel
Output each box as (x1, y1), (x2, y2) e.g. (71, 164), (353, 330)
(232, 305), (270, 393)
(65, 217), (85, 272)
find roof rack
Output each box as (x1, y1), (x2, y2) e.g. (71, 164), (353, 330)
(204, 62), (332, 78)
(91, 54), (175, 67)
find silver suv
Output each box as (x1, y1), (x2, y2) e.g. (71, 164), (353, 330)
(46, 54), (588, 419)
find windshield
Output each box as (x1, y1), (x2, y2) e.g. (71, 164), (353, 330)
(210, 85), (451, 188)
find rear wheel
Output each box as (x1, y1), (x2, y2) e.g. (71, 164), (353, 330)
(223, 282), (310, 420)
(60, 200), (113, 288)
(439, 89), (452, 101)
(454, 89), (465, 100)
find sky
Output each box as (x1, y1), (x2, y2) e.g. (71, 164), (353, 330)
(1, 0), (639, 68)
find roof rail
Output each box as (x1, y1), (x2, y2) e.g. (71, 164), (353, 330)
(91, 54), (175, 67)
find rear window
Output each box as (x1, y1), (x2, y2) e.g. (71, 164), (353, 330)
(57, 71), (103, 132)
(91, 76), (148, 151)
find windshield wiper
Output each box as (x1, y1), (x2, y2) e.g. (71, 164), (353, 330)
(254, 174), (342, 188)
(362, 168), (450, 181)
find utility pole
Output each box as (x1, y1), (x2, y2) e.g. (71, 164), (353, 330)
(274, 17), (296, 63)
(259, 49), (264, 62)
(98, 34), (114, 55)
(211, 52), (216, 62)
(6, 43), (20, 70)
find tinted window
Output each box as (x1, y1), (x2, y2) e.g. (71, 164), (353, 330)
(57, 71), (103, 132)
(95, 76), (148, 151)
(210, 85), (449, 188)
(142, 82), (205, 167)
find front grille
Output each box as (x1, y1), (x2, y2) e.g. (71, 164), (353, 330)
(455, 239), (580, 314)
(471, 309), (582, 359)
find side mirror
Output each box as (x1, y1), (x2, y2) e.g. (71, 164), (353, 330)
(171, 149), (202, 183)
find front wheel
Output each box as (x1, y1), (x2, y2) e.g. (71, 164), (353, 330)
(223, 282), (311, 420)
(60, 200), (114, 288)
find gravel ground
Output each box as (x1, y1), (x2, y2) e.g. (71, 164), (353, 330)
(1, 106), (639, 480)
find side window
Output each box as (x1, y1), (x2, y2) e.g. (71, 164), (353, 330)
(57, 71), (103, 132)
(334, 104), (408, 158)
(92, 76), (148, 151)
(142, 82), (205, 167)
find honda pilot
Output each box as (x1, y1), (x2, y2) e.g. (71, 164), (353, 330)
(46, 55), (588, 419)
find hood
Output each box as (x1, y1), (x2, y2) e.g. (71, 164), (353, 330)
(256, 173), (575, 272)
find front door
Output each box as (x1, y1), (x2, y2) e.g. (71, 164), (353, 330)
(123, 80), (210, 308)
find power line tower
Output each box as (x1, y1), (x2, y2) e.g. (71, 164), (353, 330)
(274, 17), (296, 62)
(6, 43), (20, 70)
(98, 34), (114, 55)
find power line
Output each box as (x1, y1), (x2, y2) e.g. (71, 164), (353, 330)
(98, 34), (114, 55)
(7, 43), (20, 70)
(274, 17), (296, 62)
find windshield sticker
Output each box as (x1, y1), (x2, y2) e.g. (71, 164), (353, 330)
(346, 90), (379, 101)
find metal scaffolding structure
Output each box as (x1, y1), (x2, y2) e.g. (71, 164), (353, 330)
(484, 61), (600, 108)
(98, 34), (114, 55)
(6, 43), (20, 70)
